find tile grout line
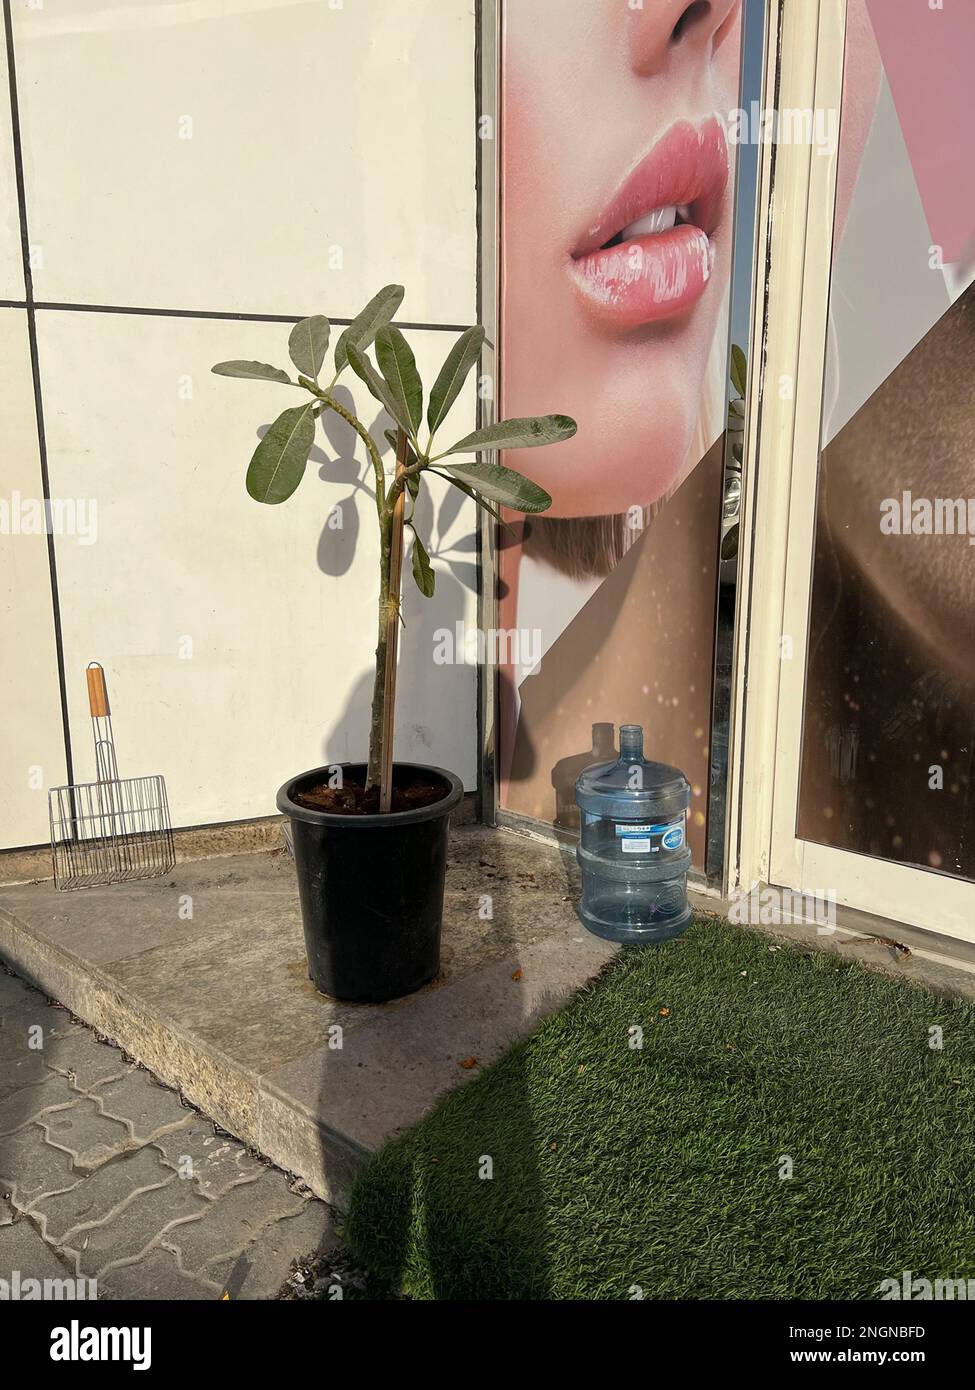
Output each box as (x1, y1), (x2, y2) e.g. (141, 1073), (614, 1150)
(2, 0), (74, 787)
(0, 298), (473, 332)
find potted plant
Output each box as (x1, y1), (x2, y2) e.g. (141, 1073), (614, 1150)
(213, 285), (575, 1002)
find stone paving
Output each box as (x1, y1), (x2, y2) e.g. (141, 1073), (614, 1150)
(0, 966), (338, 1300)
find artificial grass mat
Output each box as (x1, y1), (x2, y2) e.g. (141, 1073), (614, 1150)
(344, 918), (975, 1300)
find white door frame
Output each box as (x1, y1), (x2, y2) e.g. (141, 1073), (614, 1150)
(727, 0), (975, 944)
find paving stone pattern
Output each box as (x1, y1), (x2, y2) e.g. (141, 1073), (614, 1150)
(0, 967), (338, 1299)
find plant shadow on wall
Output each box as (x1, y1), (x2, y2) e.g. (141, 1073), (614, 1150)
(308, 389), (477, 591)
(250, 388), (480, 764)
(309, 394), (481, 765)
(223, 286), (572, 785)
(214, 287), (577, 1289)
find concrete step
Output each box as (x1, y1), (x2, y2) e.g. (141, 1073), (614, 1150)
(0, 826), (615, 1206)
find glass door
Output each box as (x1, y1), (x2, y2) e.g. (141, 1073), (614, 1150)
(757, 0), (975, 941)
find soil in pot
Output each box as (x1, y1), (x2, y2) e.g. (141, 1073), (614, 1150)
(293, 769), (447, 816)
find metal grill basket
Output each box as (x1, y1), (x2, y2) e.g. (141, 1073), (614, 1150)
(48, 664), (175, 891)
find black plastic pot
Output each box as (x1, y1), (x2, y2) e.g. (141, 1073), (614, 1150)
(276, 762), (463, 1003)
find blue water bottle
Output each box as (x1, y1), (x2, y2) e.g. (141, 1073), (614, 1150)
(574, 723), (692, 944)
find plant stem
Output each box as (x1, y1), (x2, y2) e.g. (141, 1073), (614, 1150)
(302, 383), (416, 794)
(367, 510), (394, 790)
(385, 459), (425, 509)
(310, 386), (388, 524)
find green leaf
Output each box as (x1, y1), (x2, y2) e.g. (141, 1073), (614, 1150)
(730, 344), (747, 398)
(430, 471), (514, 533)
(440, 414), (576, 458)
(427, 326), (485, 439)
(212, 360), (292, 385)
(375, 326), (423, 435)
(333, 284), (405, 375)
(288, 316), (330, 379)
(345, 341), (410, 432)
(245, 403), (317, 504)
(440, 460), (551, 514)
(409, 527), (436, 598)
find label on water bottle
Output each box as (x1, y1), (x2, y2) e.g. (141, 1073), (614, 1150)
(616, 815), (685, 855)
(619, 835), (653, 854)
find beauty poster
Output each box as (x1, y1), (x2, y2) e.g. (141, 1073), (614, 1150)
(497, 0), (745, 866)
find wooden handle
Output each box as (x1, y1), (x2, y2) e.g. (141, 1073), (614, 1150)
(86, 664), (110, 718)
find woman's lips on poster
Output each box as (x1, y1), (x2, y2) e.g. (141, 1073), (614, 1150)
(569, 116), (729, 328)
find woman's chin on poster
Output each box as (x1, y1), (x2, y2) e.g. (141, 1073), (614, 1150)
(502, 0), (742, 519)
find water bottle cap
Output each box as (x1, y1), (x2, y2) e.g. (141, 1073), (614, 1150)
(619, 724), (644, 758)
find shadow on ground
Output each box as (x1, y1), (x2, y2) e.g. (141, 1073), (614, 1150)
(303, 836), (594, 1299)
(333, 919), (975, 1301)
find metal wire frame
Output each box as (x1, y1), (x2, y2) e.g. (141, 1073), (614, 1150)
(49, 771), (175, 891)
(48, 692), (175, 891)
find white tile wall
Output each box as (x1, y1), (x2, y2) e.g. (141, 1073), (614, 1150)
(0, 308), (68, 848)
(0, 32), (25, 300)
(36, 309), (478, 828)
(12, 0), (476, 322)
(1, 0), (480, 847)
